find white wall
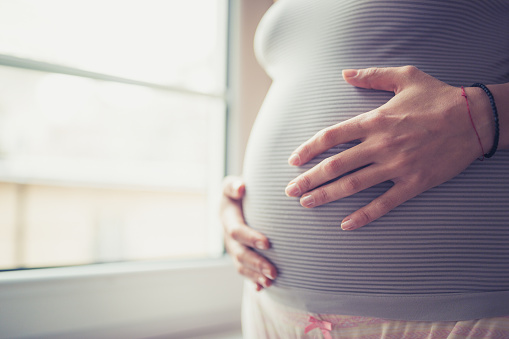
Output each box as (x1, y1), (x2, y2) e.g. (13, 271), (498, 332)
(227, 0), (273, 175)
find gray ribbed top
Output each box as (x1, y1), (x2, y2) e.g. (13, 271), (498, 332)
(242, 0), (509, 321)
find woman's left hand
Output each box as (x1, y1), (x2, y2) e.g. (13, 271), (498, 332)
(285, 66), (494, 231)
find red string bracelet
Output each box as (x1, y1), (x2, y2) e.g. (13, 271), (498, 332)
(461, 86), (484, 161)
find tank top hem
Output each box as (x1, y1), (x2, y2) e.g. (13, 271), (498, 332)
(266, 286), (509, 321)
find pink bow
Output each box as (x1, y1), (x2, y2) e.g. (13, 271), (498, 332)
(304, 316), (333, 339)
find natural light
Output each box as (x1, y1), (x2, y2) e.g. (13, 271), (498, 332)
(0, 0), (227, 269)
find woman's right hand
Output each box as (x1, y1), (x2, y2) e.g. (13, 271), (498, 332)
(221, 176), (277, 291)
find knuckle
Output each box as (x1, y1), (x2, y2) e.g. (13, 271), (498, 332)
(229, 227), (241, 241)
(394, 153), (414, 168)
(375, 137), (392, 152)
(369, 108), (389, 127)
(233, 251), (244, 264)
(401, 65), (418, 76)
(413, 172), (433, 189)
(255, 259), (264, 272)
(357, 208), (373, 225)
(299, 174), (312, 191)
(317, 127), (336, 147)
(363, 67), (378, 86)
(376, 196), (395, 214)
(299, 144), (311, 159)
(364, 67), (378, 78)
(317, 187), (329, 203)
(322, 157), (343, 176)
(386, 159), (405, 176)
(354, 117), (365, 131)
(342, 176), (362, 194)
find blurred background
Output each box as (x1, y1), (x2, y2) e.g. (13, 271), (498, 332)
(0, 0), (272, 338)
(0, 0), (226, 270)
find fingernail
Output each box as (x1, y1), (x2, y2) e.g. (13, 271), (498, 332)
(258, 276), (269, 288)
(262, 268), (275, 280)
(288, 153), (301, 166)
(343, 69), (358, 78)
(285, 183), (301, 197)
(232, 181), (243, 195)
(255, 241), (268, 250)
(341, 218), (357, 230)
(301, 195), (315, 207)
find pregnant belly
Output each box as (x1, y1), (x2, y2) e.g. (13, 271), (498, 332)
(242, 81), (509, 295)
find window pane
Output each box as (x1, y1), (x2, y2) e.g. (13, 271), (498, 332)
(0, 0), (227, 94)
(0, 0), (227, 270)
(16, 184), (209, 268)
(0, 63), (225, 270)
(0, 65), (224, 190)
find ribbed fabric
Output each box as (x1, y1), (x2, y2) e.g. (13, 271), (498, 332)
(242, 0), (509, 321)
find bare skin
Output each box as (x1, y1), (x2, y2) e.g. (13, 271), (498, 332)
(222, 65), (509, 289)
(221, 176), (276, 291)
(286, 66), (509, 230)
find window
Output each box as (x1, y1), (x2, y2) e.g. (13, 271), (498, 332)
(0, 1), (274, 337)
(0, 0), (227, 270)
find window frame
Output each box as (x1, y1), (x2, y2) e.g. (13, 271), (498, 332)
(0, 1), (273, 337)
(0, 259), (244, 338)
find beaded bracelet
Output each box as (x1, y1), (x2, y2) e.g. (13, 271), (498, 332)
(471, 83), (499, 158)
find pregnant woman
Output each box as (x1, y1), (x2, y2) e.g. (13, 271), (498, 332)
(221, 0), (509, 337)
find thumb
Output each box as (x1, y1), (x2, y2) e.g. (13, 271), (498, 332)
(342, 65), (420, 94)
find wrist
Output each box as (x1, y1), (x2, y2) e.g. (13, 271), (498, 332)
(464, 86), (496, 156)
(486, 83), (509, 151)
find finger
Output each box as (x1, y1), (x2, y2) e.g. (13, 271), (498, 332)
(222, 182), (270, 251)
(286, 143), (373, 197)
(229, 240), (277, 280)
(222, 176), (245, 200)
(233, 260), (273, 288)
(224, 207), (270, 250)
(340, 182), (416, 230)
(288, 115), (368, 166)
(342, 65), (421, 94)
(228, 239), (277, 281)
(299, 164), (390, 208)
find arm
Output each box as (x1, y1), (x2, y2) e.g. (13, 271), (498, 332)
(221, 176), (277, 290)
(285, 66), (509, 230)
